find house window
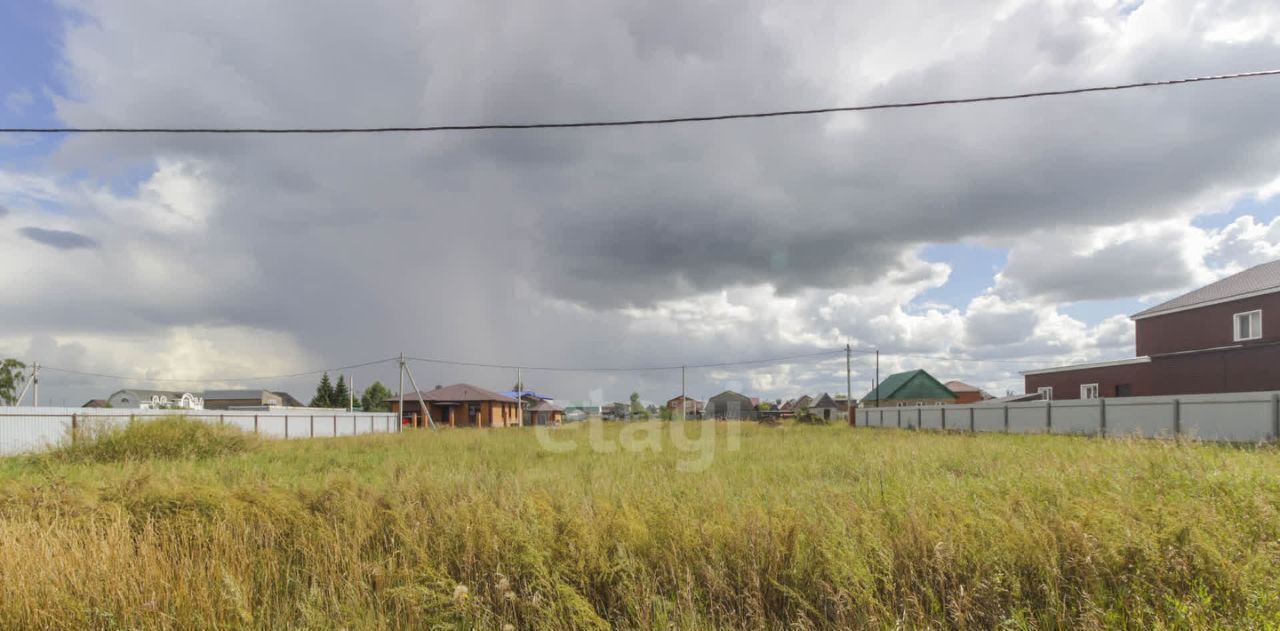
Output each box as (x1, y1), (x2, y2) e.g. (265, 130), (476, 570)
(1080, 384), (1099, 400)
(1234, 310), (1262, 341)
(1037, 387), (1053, 401)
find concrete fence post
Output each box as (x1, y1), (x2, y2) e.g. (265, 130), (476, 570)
(917, 406), (922, 429)
(1272, 393), (1279, 442)
(310, 415), (315, 438)
(219, 414), (225, 426)
(969, 406), (975, 433)
(1099, 398), (1107, 438)
(254, 414), (259, 435)
(351, 415), (356, 434)
(284, 416), (289, 439)
(897, 408), (902, 428)
(1003, 405), (1009, 433)
(941, 406), (946, 431)
(1173, 399), (1181, 437)
(71, 413), (78, 444)
(1046, 400), (1052, 434)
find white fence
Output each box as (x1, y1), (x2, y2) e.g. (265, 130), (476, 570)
(855, 391), (1280, 443)
(0, 408), (400, 456)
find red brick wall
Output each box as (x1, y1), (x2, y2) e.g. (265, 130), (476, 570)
(1026, 343), (1280, 398)
(1148, 342), (1280, 395)
(1136, 293), (1280, 356)
(1024, 362), (1153, 400)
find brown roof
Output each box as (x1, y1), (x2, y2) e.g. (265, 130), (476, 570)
(1132, 259), (1280, 319)
(944, 380), (982, 393)
(531, 400), (563, 412)
(392, 383), (517, 403)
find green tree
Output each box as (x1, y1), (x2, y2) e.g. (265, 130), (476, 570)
(0, 359), (27, 406)
(361, 381), (394, 412)
(334, 375), (350, 410)
(310, 372), (335, 408)
(629, 392), (648, 420)
(512, 381), (524, 392)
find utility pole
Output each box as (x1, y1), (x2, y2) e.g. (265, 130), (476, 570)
(517, 367), (523, 427)
(401, 361), (436, 429)
(398, 353), (405, 430)
(15, 362), (39, 407)
(875, 350), (880, 408)
(32, 361), (39, 407)
(845, 345), (852, 426)
(349, 373), (355, 412)
(680, 365), (686, 421)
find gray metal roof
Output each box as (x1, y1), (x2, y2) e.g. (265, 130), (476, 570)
(203, 389), (274, 400)
(1132, 259), (1280, 319)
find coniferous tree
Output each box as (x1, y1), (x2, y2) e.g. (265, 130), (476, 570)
(334, 375), (350, 410)
(311, 372), (335, 407)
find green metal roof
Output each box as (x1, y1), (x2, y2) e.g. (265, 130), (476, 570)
(861, 369), (957, 402)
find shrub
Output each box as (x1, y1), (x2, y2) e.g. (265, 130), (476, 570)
(41, 416), (257, 464)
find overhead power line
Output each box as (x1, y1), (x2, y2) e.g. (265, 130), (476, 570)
(4, 69), (1278, 135)
(38, 356), (399, 384)
(405, 349), (846, 372)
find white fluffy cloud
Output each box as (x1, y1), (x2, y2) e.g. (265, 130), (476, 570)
(4, 0), (1280, 404)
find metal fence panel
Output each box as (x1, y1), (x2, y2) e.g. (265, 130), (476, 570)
(0, 408), (398, 456)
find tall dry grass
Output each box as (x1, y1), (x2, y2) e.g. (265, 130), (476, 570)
(1, 419), (1279, 629)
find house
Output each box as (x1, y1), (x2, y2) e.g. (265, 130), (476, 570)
(501, 389), (555, 424)
(272, 391), (305, 407)
(944, 381), (991, 404)
(106, 389), (204, 410)
(203, 390), (284, 410)
(860, 370), (958, 407)
(809, 393), (852, 421)
(529, 400), (565, 426)
(665, 395), (704, 419)
(389, 383), (520, 428)
(1024, 259), (1280, 400)
(706, 390), (756, 420)
(81, 399), (110, 408)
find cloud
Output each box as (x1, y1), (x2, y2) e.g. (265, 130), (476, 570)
(4, 87), (34, 115)
(18, 227), (99, 250)
(3, 0), (1280, 405)
(0, 204), (9, 219)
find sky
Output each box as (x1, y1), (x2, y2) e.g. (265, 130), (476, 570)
(3, 0), (1280, 407)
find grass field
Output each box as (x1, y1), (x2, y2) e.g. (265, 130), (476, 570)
(2, 418), (1279, 629)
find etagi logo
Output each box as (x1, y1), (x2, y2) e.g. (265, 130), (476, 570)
(534, 418), (742, 472)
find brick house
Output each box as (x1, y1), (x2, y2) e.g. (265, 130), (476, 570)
(665, 395), (704, 419)
(1024, 259), (1280, 400)
(943, 380), (990, 404)
(390, 383), (520, 428)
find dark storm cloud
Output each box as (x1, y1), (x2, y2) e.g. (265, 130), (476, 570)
(18, 227), (99, 250)
(7, 0), (1280, 405)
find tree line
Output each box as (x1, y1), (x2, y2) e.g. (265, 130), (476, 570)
(309, 372), (393, 411)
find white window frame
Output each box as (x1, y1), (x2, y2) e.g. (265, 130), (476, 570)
(1234, 309), (1262, 342)
(1080, 384), (1099, 400)
(1037, 386), (1053, 401)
